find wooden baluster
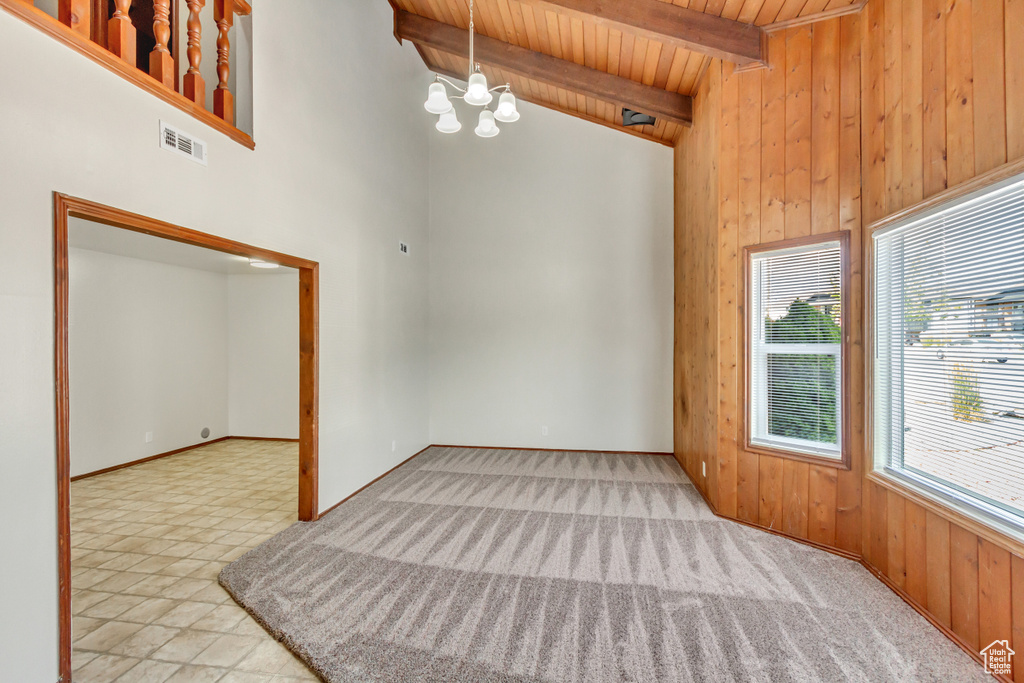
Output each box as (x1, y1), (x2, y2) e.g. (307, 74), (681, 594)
(182, 0), (206, 107)
(91, 0), (108, 47)
(107, 0), (136, 65)
(149, 0), (175, 89)
(58, 0), (91, 38)
(213, 0), (234, 125)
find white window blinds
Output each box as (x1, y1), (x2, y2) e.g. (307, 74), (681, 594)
(874, 174), (1024, 529)
(749, 240), (843, 460)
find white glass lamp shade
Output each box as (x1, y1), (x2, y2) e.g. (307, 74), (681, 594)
(436, 109), (462, 134)
(474, 110), (500, 138)
(464, 72), (493, 106)
(424, 82), (453, 115)
(494, 91), (520, 123)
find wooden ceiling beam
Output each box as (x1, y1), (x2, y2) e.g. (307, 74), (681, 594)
(396, 10), (693, 127)
(514, 0), (765, 66)
(424, 59), (673, 146)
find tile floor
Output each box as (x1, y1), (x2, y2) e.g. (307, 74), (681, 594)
(70, 439), (319, 682)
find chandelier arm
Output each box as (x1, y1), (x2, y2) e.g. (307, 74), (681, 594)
(435, 75), (468, 94)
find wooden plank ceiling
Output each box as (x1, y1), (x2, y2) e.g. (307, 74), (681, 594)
(389, 0), (864, 145)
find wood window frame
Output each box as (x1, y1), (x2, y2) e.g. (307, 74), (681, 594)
(53, 193), (319, 680)
(741, 231), (852, 471)
(864, 156), (1024, 559)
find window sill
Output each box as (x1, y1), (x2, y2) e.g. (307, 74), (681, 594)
(743, 442), (850, 470)
(0, 0), (254, 150)
(865, 468), (1024, 558)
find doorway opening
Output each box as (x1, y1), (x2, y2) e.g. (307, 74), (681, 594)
(54, 193), (319, 681)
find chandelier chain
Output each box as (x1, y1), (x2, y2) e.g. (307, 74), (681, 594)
(469, 0), (476, 73)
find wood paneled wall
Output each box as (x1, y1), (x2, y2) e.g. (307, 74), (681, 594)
(714, 16), (865, 555)
(859, 0), (1024, 677)
(675, 15), (865, 552)
(673, 66), (720, 498)
(673, 0), (1024, 676)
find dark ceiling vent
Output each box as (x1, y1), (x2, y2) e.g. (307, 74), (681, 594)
(622, 108), (657, 127)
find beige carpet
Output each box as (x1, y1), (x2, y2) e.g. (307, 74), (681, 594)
(219, 447), (987, 682)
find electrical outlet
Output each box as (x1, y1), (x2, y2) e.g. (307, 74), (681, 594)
(541, 426), (549, 437)
(145, 432), (154, 443)
(702, 461), (706, 477)
(399, 241), (410, 255)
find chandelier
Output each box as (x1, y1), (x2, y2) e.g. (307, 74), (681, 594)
(423, 0), (520, 137)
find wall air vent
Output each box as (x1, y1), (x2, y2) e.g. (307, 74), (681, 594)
(159, 120), (208, 166)
(622, 108), (657, 127)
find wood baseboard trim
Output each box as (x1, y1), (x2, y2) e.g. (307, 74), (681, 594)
(315, 444), (671, 520)
(74, 442), (672, 489)
(719, 509), (862, 560)
(70, 436), (231, 481)
(676, 455), (997, 678)
(228, 436), (300, 442)
(860, 561), (1005, 681)
(677, 460), (862, 561)
(317, 445), (434, 519)
(69, 435), (300, 481)
(430, 444), (674, 456)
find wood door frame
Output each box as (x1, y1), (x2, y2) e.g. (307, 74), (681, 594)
(53, 193), (319, 681)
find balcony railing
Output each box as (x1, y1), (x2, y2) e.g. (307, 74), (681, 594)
(2, 0), (253, 148)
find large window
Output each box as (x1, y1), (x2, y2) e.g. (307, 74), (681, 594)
(874, 172), (1024, 534)
(747, 234), (848, 465)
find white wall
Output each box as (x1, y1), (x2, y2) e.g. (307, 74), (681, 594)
(68, 248), (230, 477)
(2, 3), (673, 677)
(67, 250), (300, 478)
(228, 272), (299, 438)
(0, 2), (431, 679)
(428, 102), (674, 452)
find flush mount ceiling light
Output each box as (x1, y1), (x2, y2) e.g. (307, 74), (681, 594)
(249, 258), (279, 269)
(422, 0), (520, 138)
